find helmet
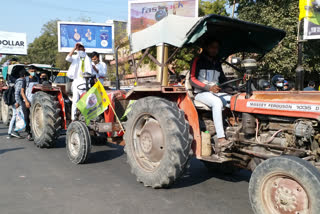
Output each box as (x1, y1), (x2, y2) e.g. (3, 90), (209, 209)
(283, 80), (290, 91)
(262, 81), (271, 90)
(271, 74), (285, 89)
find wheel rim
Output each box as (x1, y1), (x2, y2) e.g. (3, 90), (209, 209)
(261, 172), (310, 214)
(1, 98), (8, 122)
(132, 114), (165, 172)
(68, 130), (81, 158)
(32, 103), (44, 138)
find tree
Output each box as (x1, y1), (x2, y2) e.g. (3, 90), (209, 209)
(170, 0), (229, 73)
(200, 0), (228, 16)
(234, 0), (320, 79)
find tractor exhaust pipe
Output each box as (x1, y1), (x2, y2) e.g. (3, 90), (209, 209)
(295, 39), (304, 91)
(295, 65), (304, 91)
(115, 46), (121, 90)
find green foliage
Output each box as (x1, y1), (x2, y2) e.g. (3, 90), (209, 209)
(200, 0), (228, 16)
(171, 0), (228, 73)
(235, 0), (320, 78)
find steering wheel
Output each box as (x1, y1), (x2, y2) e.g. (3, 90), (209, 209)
(77, 83), (87, 91)
(219, 78), (243, 87)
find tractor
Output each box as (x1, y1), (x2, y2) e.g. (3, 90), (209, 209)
(29, 66), (127, 157)
(123, 15), (320, 214)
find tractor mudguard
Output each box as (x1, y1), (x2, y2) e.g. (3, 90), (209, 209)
(32, 85), (67, 130)
(125, 86), (202, 157)
(104, 90), (127, 137)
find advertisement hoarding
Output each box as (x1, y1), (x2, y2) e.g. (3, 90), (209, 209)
(0, 31), (27, 55)
(128, 0), (199, 34)
(303, 0), (320, 40)
(58, 21), (114, 54)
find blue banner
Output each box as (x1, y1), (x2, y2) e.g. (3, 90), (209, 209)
(58, 22), (114, 53)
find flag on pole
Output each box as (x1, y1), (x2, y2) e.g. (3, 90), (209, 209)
(76, 80), (111, 125)
(299, 0), (313, 20)
(300, 0), (308, 20)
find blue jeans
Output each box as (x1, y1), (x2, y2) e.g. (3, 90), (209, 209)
(8, 105), (17, 135)
(195, 92), (231, 138)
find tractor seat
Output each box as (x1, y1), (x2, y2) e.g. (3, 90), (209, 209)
(184, 71), (211, 111)
(194, 100), (211, 111)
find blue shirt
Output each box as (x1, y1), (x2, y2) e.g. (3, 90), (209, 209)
(304, 86), (316, 91)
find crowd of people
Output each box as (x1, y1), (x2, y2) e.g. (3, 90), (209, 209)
(260, 74), (318, 92)
(6, 64), (49, 140)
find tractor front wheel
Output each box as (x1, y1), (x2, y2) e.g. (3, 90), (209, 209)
(31, 92), (62, 148)
(249, 156), (320, 214)
(124, 96), (192, 188)
(66, 121), (91, 164)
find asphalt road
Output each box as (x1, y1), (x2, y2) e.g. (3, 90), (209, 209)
(0, 124), (253, 214)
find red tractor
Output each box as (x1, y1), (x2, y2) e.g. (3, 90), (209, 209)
(29, 68), (127, 161)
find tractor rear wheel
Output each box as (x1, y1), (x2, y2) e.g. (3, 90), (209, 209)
(249, 156), (320, 214)
(66, 121), (91, 164)
(1, 94), (12, 126)
(124, 96), (192, 188)
(31, 92), (62, 148)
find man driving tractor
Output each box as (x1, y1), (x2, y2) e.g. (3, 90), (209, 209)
(190, 40), (233, 153)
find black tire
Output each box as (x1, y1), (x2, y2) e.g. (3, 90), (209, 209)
(66, 121), (91, 164)
(31, 92), (62, 148)
(0, 93), (2, 122)
(202, 161), (239, 174)
(124, 96), (192, 188)
(1, 94), (12, 126)
(249, 156), (320, 214)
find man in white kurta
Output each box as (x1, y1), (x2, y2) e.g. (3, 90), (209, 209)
(66, 43), (96, 120)
(91, 51), (107, 85)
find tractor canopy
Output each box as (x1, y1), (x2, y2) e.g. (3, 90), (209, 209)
(130, 14), (286, 58)
(6, 64), (60, 82)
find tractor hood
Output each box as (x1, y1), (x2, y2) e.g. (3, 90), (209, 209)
(130, 14), (286, 58)
(231, 91), (320, 121)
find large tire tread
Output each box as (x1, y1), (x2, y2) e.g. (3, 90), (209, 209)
(249, 156), (320, 214)
(31, 92), (62, 148)
(124, 96), (193, 188)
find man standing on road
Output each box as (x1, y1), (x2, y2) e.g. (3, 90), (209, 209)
(91, 51), (107, 85)
(23, 66), (39, 105)
(15, 70), (33, 141)
(66, 43), (95, 121)
(7, 69), (24, 139)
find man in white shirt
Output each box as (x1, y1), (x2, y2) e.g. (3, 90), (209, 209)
(91, 51), (107, 85)
(66, 43), (96, 121)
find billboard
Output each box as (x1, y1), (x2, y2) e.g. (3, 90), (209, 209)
(303, 0), (320, 40)
(58, 21), (114, 54)
(128, 0), (198, 34)
(0, 31), (27, 55)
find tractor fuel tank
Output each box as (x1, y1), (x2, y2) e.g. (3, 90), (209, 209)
(231, 91), (320, 121)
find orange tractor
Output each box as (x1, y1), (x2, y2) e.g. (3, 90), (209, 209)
(121, 15), (320, 214)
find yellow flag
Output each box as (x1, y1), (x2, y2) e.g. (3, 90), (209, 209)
(299, 0), (313, 20)
(76, 80), (110, 125)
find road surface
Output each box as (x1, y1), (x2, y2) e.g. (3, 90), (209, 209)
(0, 124), (253, 214)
